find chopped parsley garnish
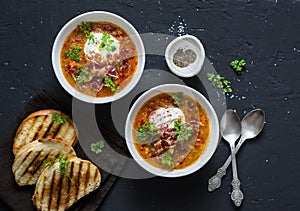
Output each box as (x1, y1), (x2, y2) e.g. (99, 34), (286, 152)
(172, 92), (184, 106)
(65, 45), (82, 62)
(135, 122), (159, 143)
(40, 156), (56, 170)
(58, 154), (70, 176)
(75, 66), (90, 83)
(207, 73), (232, 93)
(90, 140), (104, 155)
(104, 77), (119, 92)
(79, 21), (93, 36)
(99, 32), (116, 53)
(230, 59), (246, 72)
(161, 152), (174, 167)
(174, 120), (193, 142)
(87, 33), (95, 43)
(52, 112), (69, 124)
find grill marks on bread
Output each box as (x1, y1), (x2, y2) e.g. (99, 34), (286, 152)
(32, 158), (101, 211)
(13, 110), (77, 155)
(12, 109), (102, 210)
(12, 138), (76, 186)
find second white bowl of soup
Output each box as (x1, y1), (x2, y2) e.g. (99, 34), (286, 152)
(125, 84), (219, 177)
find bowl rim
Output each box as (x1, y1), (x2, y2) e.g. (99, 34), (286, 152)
(125, 84), (219, 177)
(165, 34), (205, 78)
(52, 11), (145, 104)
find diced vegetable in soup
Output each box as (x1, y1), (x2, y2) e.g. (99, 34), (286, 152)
(60, 21), (138, 97)
(133, 92), (210, 170)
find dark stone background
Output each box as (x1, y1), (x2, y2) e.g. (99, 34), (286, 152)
(1, 0), (300, 210)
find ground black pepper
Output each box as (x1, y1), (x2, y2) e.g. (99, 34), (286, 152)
(173, 48), (197, 68)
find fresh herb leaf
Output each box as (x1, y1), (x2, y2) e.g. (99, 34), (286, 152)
(135, 122), (159, 143)
(230, 59), (246, 72)
(65, 45), (82, 62)
(40, 156), (56, 170)
(206, 72), (232, 93)
(79, 21), (93, 36)
(91, 140), (104, 155)
(174, 120), (193, 142)
(75, 66), (90, 83)
(58, 154), (70, 176)
(207, 72), (215, 81)
(172, 92), (184, 106)
(161, 152), (174, 167)
(87, 33), (95, 42)
(104, 77), (119, 92)
(52, 112), (69, 124)
(99, 32), (116, 53)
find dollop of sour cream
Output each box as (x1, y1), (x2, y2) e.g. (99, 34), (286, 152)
(149, 107), (185, 128)
(84, 32), (120, 58)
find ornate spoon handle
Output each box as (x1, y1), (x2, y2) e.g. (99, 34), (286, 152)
(231, 179), (244, 207)
(230, 144), (243, 207)
(208, 167), (226, 192)
(208, 137), (245, 192)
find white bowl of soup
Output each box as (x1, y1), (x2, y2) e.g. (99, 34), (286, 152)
(52, 11), (145, 103)
(125, 84), (219, 177)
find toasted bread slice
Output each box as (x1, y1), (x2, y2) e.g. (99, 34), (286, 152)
(13, 109), (77, 155)
(12, 138), (76, 186)
(32, 157), (101, 211)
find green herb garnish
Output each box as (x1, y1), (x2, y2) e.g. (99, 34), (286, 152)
(40, 156), (56, 170)
(87, 33), (95, 43)
(174, 120), (193, 142)
(104, 77), (119, 92)
(135, 122), (159, 143)
(161, 152), (174, 167)
(75, 66), (90, 83)
(172, 92), (184, 106)
(99, 32), (116, 52)
(230, 59), (246, 72)
(65, 45), (82, 62)
(58, 154), (70, 176)
(207, 73), (232, 93)
(79, 21), (93, 36)
(91, 140), (104, 155)
(52, 112), (69, 124)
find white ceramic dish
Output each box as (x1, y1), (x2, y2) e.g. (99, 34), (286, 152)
(165, 35), (205, 78)
(125, 84), (219, 177)
(52, 11), (145, 104)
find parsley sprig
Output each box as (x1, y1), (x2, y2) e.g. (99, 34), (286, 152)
(161, 152), (174, 167)
(230, 59), (246, 72)
(104, 77), (119, 92)
(207, 73), (232, 93)
(174, 120), (193, 142)
(172, 92), (184, 106)
(65, 45), (82, 62)
(87, 33), (95, 43)
(75, 66), (90, 83)
(99, 32), (116, 52)
(40, 156), (56, 170)
(135, 122), (159, 143)
(52, 112), (69, 124)
(79, 22), (93, 36)
(58, 154), (70, 176)
(91, 140), (104, 155)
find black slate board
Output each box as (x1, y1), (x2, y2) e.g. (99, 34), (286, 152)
(0, 90), (123, 211)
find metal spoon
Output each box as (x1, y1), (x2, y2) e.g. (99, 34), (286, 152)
(219, 109), (243, 207)
(208, 109), (265, 192)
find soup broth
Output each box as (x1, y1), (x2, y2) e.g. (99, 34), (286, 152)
(133, 92), (210, 170)
(60, 21), (138, 97)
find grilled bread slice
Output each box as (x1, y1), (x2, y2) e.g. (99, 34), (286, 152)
(13, 109), (77, 155)
(12, 138), (76, 186)
(32, 157), (101, 211)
